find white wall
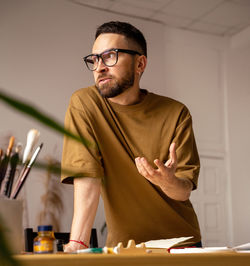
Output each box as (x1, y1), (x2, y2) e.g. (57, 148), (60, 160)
(227, 26), (250, 246)
(162, 25), (250, 246)
(163, 28), (228, 155)
(163, 27), (231, 246)
(0, 0), (165, 247)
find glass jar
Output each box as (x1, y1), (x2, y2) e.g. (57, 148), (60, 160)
(33, 225), (56, 254)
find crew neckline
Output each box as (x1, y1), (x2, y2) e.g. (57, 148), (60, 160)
(105, 89), (151, 113)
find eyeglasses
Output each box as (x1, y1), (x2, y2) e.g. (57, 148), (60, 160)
(83, 48), (142, 71)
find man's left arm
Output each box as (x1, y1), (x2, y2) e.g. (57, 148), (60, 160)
(135, 142), (193, 201)
(135, 107), (199, 201)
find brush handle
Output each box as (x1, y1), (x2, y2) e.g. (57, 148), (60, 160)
(11, 166), (30, 199)
(5, 153), (19, 197)
(0, 136), (15, 189)
(9, 164), (26, 199)
(10, 143), (43, 199)
(0, 154), (10, 188)
(7, 136), (15, 156)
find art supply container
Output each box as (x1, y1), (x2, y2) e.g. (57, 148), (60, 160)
(33, 225), (55, 254)
(0, 198), (23, 254)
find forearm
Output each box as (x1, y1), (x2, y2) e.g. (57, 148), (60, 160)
(160, 176), (193, 201)
(68, 177), (101, 250)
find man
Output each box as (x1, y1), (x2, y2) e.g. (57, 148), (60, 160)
(62, 21), (201, 252)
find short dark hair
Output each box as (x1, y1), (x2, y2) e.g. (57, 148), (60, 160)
(95, 21), (147, 57)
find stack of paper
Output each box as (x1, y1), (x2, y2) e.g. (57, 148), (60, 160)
(141, 236), (194, 249)
(137, 237), (250, 254)
(136, 236), (194, 253)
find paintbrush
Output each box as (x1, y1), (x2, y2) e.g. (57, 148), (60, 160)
(10, 143), (43, 199)
(17, 129), (40, 186)
(0, 136), (15, 189)
(22, 129), (40, 164)
(1, 144), (22, 197)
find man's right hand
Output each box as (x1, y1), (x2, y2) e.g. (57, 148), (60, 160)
(63, 240), (85, 253)
(64, 176), (101, 253)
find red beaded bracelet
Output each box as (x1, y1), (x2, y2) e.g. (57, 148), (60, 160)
(69, 240), (89, 248)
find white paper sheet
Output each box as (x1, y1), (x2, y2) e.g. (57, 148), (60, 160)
(169, 247), (230, 253)
(233, 242), (250, 251)
(137, 236), (194, 249)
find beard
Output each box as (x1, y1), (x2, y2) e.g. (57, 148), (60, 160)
(95, 67), (135, 98)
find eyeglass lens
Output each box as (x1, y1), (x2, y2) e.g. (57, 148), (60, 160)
(86, 50), (118, 70)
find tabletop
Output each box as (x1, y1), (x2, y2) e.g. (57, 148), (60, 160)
(15, 251), (250, 266)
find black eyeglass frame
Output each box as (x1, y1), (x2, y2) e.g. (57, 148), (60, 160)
(83, 48), (142, 71)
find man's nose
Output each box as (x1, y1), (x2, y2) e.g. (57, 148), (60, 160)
(95, 58), (108, 73)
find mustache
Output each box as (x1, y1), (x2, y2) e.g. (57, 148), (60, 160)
(97, 75), (113, 82)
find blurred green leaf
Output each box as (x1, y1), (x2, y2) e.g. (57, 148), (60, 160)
(0, 89), (93, 148)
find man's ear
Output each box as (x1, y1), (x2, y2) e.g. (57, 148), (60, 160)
(136, 55), (147, 75)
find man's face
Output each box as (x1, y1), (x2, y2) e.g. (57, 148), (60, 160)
(92, 33), (136, 98)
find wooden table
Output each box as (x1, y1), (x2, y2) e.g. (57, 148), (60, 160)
(15, 251), (250, 266)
